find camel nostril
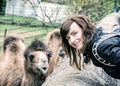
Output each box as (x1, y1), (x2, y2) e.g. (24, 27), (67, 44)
(43, 60), (47, 63)
(42, 67), (47, 70)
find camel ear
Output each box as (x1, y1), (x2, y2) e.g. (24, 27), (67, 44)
(24, 50), (30, 60)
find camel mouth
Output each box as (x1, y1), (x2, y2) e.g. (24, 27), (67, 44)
(37, 67), (47, 73)
(39, 67), (48, 74)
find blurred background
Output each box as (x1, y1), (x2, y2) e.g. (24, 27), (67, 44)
(0, 0), (120, 50)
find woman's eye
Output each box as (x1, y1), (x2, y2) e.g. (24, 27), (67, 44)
(72, 32), (77, 36)
(66, 36), (70, 40)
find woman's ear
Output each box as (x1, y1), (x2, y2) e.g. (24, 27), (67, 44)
(24, 50), (30, 60)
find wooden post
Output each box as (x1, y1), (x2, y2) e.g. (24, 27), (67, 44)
(4, 28), (7, 39)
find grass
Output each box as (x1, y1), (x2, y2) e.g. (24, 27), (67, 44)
(0, 15), (42, 26)
(0, 15), (61, 51)
(0, 24), (54, 51)
(0, 15), (61, 28)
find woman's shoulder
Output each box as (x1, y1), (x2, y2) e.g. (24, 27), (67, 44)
(95, 27), (103, 33)
(92, 31), (120, 64)
(88, 27), (103, 46)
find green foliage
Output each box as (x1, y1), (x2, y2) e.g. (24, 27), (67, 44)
(0, 0), (6, 15)
(66, 0), (115, 23)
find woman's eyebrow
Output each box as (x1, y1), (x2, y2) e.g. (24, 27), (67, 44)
(66, 30), (75, 38)
(71, 31), (75, 35)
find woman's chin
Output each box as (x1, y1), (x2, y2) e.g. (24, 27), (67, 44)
(75, 45), (83, 50)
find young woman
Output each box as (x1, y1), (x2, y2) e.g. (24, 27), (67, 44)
(60, 14), (120, 79)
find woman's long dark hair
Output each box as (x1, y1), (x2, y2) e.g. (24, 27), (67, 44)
(60, 15), (96, 70)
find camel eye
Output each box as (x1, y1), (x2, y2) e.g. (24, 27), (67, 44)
(29, 55), (34, 62)
(47, 51), (52, 61)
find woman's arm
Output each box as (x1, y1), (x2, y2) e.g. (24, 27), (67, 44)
(97, 36), (120, 66)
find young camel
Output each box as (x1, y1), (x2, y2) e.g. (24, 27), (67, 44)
(0, 35), (26, 86)
(45, 29), (65, 76)
(21, 39), (52, 86)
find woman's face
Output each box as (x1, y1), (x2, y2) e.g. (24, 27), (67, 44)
(66, 22), (84, 50)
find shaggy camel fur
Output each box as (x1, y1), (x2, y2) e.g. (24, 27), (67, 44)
(21, 39), (52, 86)
(0, 35), (26, 86)
(45, 29), (65, 76)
